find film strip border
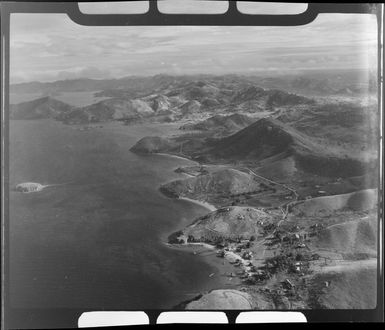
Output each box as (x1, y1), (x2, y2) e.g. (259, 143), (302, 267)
(0, 1), (378, 25)
(1, 1), (383, 328)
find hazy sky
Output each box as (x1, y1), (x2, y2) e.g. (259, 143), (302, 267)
(10, 3), (378, 83)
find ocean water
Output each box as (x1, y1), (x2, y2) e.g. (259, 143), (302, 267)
(9, 120), (218, 309)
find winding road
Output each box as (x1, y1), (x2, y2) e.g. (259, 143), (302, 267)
(239, 166), (299, 222)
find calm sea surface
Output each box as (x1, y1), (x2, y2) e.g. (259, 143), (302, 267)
(9, 120), (217, 309)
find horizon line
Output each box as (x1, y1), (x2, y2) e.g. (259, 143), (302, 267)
(10, 67), (375, 86)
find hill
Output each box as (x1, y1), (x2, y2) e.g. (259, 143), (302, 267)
(229, 85), (314, 113)
(10, 95), (158, 124)
(132, 116), (375, 179)
(180, 113), (256, 134)
(275, 102), (378, 146)
(10, 97), (73, 120)
(160, 168), (263, 201)
(180, 100), (201, 116)
(199, 118), (318, 162)
(129, 136), (179, 154)
(315, 215), (377, 256)
(182, 206), (272, 242)
(291, 189), (378, 217)
(143, 94), (172, 113)
(265, 89), (315, 107)
(61, 98), (155, 124)
(195, 117), (375, 178)
(308, 259), (377, 309)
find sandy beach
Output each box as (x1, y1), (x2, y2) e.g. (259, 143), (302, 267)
(155, 152), (199, 164)
(178, 197), (217, 212)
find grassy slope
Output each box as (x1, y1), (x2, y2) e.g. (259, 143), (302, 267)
(292, 189), (378, 217)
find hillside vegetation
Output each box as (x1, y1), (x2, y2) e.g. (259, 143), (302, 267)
(183, 206), (273, 242)
(292, 189), (378, 217)
(160, 169), (264, 202)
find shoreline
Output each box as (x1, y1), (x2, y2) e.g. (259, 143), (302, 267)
(154, 150), (216, 212)
(157, 152), (243, 308)
(178, 196), (217, 212)
(155, 152), (199, 164)
(165, 241), (216, 250)
(166, 242), (247, 267)
(165, 242), (243, 299)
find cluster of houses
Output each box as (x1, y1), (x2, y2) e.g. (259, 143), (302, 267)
(215, 238), (261, 282)
(210, 210), (328, 301)
(214, 227), (322, 290)
(309, 223), (325, 237)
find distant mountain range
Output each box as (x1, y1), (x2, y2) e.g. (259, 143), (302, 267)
(9, 69), (377, 125)
(11, 69), (376, 96)
(9, 77), (318, 124)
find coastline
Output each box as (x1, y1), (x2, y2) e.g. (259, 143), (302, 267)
(165, 243), (243, 300)
(157, 152), (243, 307)
(165, 241), (216, 250)
(166, 242), (247, 267)
(155, 152), (199, 164)
(154, 150), (217, 212)
(178, 196), (217, 212)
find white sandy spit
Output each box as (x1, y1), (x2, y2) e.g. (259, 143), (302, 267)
(178, 197), (217, 212)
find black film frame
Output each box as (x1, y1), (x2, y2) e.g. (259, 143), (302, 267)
(1, 1), (384, 328)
